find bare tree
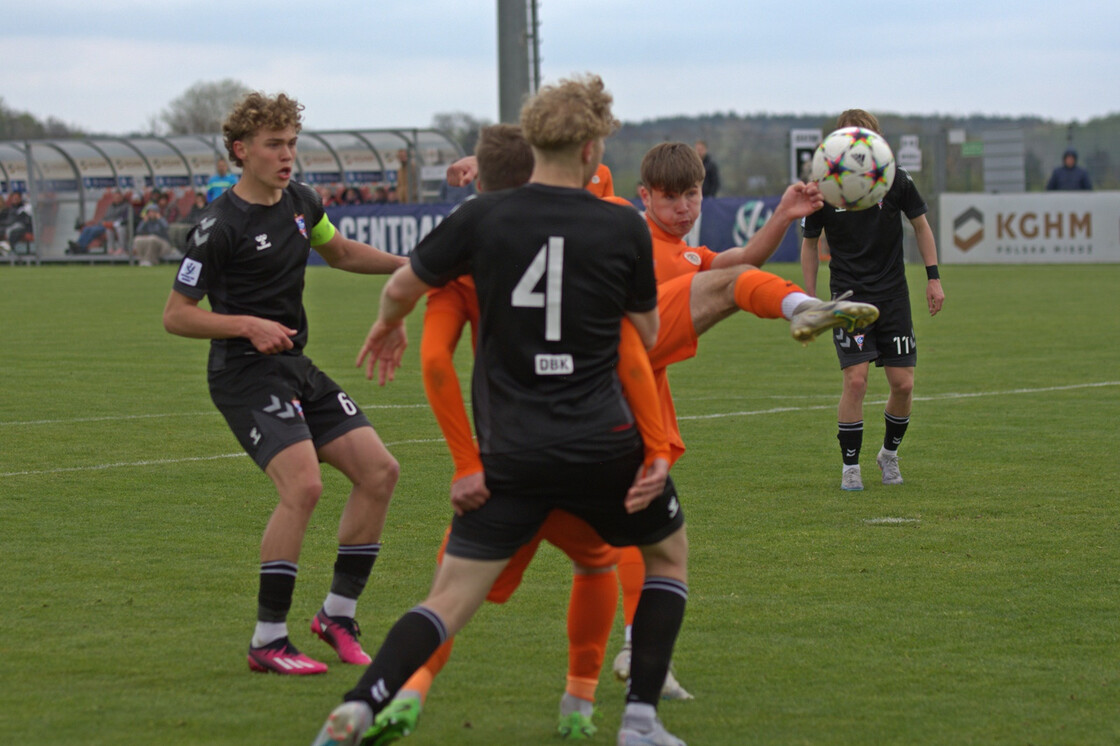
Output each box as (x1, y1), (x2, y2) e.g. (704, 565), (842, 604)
(430, 111), (492, 155)
(160, 79), (252, 135)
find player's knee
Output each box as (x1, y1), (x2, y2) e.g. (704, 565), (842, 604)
(890, 376), (914, 399)
(358, 454), (400, 499)
(283, 475), (324, 513)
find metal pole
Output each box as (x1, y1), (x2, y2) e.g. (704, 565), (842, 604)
(497, 0), (531, 124)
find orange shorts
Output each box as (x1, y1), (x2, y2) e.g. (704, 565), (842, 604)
(648, 273), (698, 371)
(435, 510), (622, 604)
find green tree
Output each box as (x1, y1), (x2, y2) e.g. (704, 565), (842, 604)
(160, 79), (252, 135)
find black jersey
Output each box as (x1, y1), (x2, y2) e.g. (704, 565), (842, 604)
(410, 183), (658, 456)
(802, 168), (927, 300)
(172, 182), (326, 370)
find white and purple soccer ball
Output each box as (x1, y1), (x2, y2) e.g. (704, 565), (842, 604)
(810, 127), (896, 211)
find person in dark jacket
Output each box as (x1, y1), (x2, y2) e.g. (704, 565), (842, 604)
(1046, 148), (1092, 190)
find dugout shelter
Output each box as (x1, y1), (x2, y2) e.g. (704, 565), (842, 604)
(0, 128), (463, 264)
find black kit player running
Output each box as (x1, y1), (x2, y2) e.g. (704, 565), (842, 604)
(173, 182), (373, 465)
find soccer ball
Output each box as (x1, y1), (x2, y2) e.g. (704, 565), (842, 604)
(809, 127), (896, 210)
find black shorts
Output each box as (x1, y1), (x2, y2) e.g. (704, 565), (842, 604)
(833, 293), (917, 369)
(446, 434), (685, 561)
(208, 353), (372, 469)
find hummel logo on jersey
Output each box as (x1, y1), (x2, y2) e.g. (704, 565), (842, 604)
(193, 217), (216, 247)
(263, 395), (302, 420)
(177, 257), (202, 287)
(845, 449), (858, 458)
(370, 679), (391, 703)
(667, 495), (680, 518)
(836, 328), (851, 348)
(255, 233), (272, 251)
(250, 427), (261, 446)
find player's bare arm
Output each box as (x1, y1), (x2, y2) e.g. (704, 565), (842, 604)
(799, 237), (821, 297)
(314, 231), (408, 274)
(162, 289), (297, 354)
(910, 214), (945, 316)
(711, 182), (824, 270)
(357, 264), (432, 384)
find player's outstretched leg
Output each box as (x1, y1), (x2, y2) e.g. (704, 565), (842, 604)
(310, 701), (373, 746)
(790, 290), (879, 344)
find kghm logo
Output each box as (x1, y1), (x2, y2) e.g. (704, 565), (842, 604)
(953, 207), (984, 251)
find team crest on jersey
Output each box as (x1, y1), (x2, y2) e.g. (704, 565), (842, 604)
(683, 251), (701, 266)
(294, 214), (308, 239)
(854, 333), (866, 350)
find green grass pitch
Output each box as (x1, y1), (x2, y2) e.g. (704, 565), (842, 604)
(1, 262), (1117, 745)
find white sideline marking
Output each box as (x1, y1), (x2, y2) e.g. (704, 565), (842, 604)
(675, 381), (1119, 422)
(1, 381), (1115, 479)
(0, 438), (446, 478)
(863, 517), (921, 526)
(0, 402), (430, 428)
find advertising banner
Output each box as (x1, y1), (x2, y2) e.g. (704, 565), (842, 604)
(940, 192), (1120, 264)
(324, 194), (802, 265)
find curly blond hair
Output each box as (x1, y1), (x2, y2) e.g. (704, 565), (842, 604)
(222, 92), (304, 167)
(520, 74), (618, 152)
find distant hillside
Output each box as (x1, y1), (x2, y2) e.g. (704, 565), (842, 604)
(604, 112), (1120, 199)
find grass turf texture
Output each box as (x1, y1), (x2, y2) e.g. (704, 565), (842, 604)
(1, 263), (1118, 745)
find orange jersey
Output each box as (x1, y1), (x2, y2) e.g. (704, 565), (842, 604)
(647, 214), (719, 284)
(585, 163), (615, 198)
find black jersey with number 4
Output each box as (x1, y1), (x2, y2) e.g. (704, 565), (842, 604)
(172, 182), (326, 370)
(802, 167), (927, 301)
(410, 183), (658, 456)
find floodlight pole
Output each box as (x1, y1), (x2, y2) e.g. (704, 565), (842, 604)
(497, 0), (539, 124)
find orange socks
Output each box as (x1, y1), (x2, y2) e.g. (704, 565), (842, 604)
(733, 269), (803, 319)
(398, 637), (455, 703)
(566, 570), (619, 700)
(616, 546), (646, 628)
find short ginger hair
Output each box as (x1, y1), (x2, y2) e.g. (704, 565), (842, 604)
(223, 92), (304, 167)
(520, 74), (619, 153)
(640, 142), (706, 194)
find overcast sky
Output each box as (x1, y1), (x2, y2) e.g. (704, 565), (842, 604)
(4, 1), (1117, 135)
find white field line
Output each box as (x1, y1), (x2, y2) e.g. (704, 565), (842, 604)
(1, 381), (1115, 479)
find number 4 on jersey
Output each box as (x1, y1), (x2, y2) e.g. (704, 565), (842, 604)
(511, 237), (564, 341)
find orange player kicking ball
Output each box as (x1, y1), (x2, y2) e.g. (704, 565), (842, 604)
(363, 124), (672, 744)
(608, 142), (880, 681)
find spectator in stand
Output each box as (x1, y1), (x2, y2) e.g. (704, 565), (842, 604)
(339, 186), (365, 205)
(0, 192), (34, 254)
(371, 186), (389, 204)
(133, 203), (180, 266)
(157, 191), (180, 224)
(169, 191), (208, 250)
(386, 186), (400, 204)
(695, 139), (721, 197)
(68, 189), (132, 254)
(206, 157), (239, 202)
(1046, 148), (1092, 190)
(394, 148), (412, 203)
